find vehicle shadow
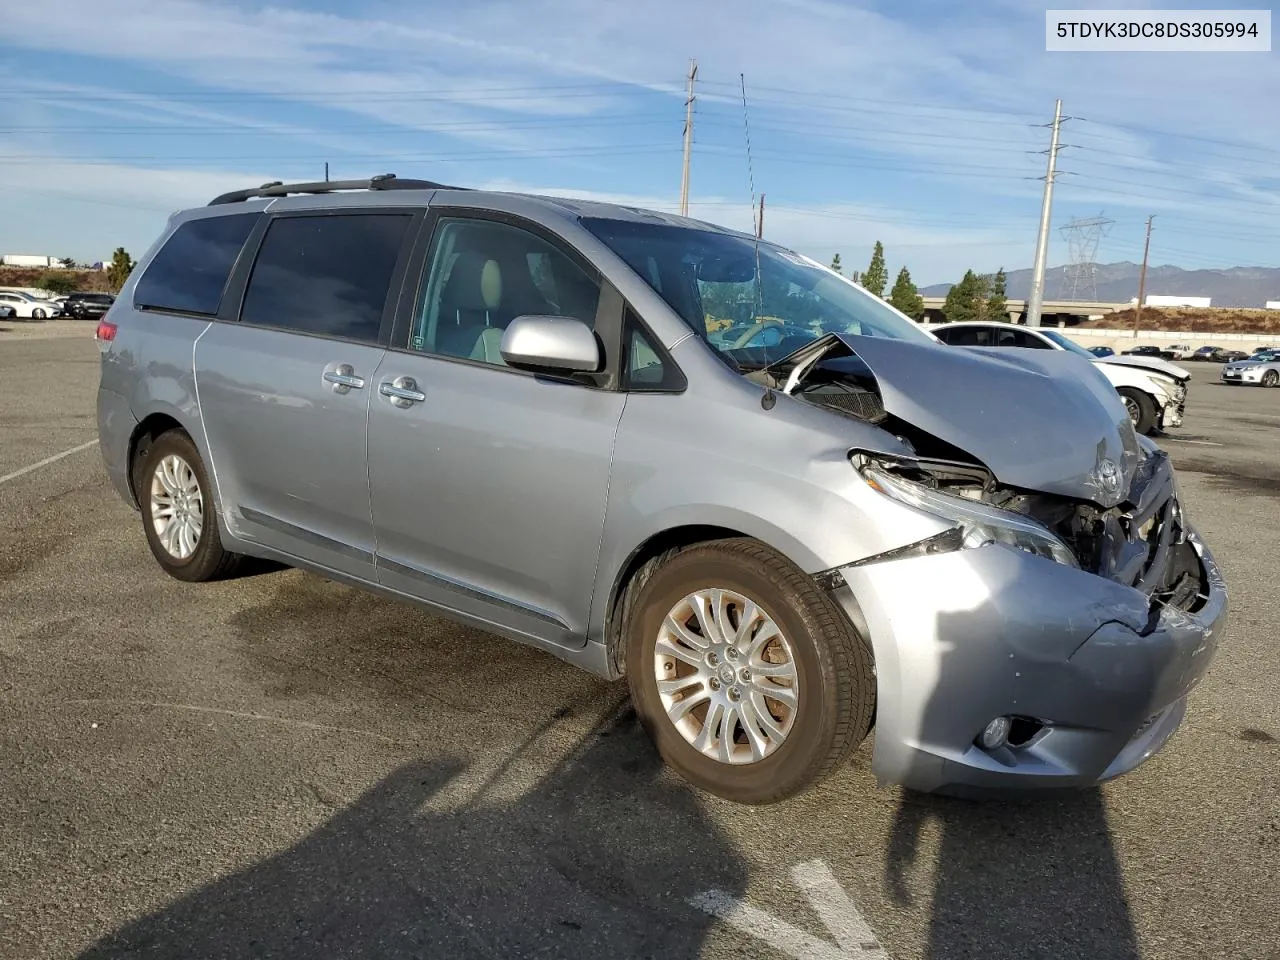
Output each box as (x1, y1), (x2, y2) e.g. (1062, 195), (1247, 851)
(76, 698), (747, 960)
(884, 608), (1140, 960)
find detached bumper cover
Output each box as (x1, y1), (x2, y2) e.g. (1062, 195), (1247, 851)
(97, 387), (137, 507)
(831, 530), (1226, 794)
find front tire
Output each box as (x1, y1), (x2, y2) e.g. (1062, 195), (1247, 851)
(1263, 370), (1279, 388)
(32, 308), (46, 319)
(1119, 387), (1157, 435)
(137, 429), (242, 582)
(625, 539), (874, 805)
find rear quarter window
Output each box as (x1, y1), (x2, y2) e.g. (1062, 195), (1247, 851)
(134, 213), (260, 316)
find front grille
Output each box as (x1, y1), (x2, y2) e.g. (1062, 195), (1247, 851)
(797, 382), (887, 423)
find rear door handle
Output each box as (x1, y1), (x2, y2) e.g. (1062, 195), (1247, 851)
(323, 364), (366, 393)
(380, 376), (426, 407)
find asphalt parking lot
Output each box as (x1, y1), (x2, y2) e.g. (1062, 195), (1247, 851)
(2, 323), (1277, 960)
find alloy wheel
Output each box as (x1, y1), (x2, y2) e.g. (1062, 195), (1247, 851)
(653, 588), (799, 764)
(1123, 395), (1141, 424)
(149, 454), (204, 560)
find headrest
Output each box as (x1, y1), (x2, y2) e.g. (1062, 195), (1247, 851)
(480, 260), (502, 311)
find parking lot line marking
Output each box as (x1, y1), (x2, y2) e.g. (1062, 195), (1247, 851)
(0, 440), (97, 486)
(689, 859), (889, 959)
(1163, 438), (1224, 446)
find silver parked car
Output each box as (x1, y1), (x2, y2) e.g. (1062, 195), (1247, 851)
(1221, 350), (1280, 387)
(96, 176), (1228, 803)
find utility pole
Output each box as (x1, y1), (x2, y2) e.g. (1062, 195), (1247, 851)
(679, 59), (698, 216)
(757, 193), (765, 238)
(1133, 215), (1154, 337)
(1026, 99), (1065, 328)
(324, 162), (329, 182)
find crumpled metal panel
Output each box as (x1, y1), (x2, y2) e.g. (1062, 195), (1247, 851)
(834, 333), (1143, 507)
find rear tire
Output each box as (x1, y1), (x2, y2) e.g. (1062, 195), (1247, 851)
(32, 308), (46, 319)
(625, 538), (874, 805)
(136, 429), (242, 582)
(1263, 370), (1279, 388)
(1119, 387), (1157, 435)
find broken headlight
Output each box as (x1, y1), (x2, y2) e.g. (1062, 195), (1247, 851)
(859, 462), (1080, 568)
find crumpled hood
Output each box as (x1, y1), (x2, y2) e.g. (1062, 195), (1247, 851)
(835, 334), (1143, 507)
(1095, 354), (1190, 381)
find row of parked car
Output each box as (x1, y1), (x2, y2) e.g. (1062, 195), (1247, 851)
(0, 289), (116, 321)
(1095, 343), (1273, 363)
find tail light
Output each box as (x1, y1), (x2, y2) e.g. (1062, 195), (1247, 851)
(95, 320), (118, 342)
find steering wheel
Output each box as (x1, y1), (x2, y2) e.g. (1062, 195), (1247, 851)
(729, 317), (787, 350)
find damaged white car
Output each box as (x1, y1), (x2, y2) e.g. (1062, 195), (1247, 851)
(931, 322), (1191, 435)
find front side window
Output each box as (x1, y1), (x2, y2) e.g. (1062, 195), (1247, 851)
(410, 218), (600, 366)
(1039, 328), (1101, 359)
(240, 213), (413, 343)
(580, 217), (934, 369)
(134, 213), (259, 316)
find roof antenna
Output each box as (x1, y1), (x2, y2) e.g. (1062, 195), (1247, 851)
(739, 74), (764, 312)
(740, 73), (774, 410)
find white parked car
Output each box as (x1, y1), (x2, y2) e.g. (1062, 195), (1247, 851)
(0, 290), (63, 319)
(931, 322), (1190, 436)
(1166, 344), (1196, 360)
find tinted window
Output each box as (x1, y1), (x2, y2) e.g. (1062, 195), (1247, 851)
(134, 213), (259, 315)
(410, 218), (600, 365)
(240, 214), (413, 342)
(936, 326), (988, 346)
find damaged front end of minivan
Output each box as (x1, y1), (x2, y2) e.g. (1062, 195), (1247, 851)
(751, 332), (1228, 795)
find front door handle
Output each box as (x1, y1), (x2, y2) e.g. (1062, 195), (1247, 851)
(380, 376), (426, 407)
(323, 364), (366, 394)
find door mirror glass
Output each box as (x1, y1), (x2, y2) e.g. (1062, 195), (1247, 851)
(500, 315), (601, 373)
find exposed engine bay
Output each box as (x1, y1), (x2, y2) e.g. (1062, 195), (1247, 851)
(748, 334), (1209, 616)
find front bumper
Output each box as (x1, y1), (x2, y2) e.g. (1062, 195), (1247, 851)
(829, 531), (1226, 795)
(1156, 382), (1187, 428)
(1221, 367), (1263, 384)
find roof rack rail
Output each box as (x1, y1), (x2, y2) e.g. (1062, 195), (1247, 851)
(208, 172), (466, 206)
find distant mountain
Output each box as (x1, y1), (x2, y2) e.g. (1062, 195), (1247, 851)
(921, 262), (1280, 308)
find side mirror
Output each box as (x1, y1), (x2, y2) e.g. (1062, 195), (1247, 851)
(500, 315), (601, 374)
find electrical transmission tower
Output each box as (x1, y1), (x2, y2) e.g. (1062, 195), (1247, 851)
(1059, 213), (1114, 301)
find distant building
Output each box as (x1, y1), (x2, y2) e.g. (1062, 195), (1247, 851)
(1144, 294), (1212, 308)
(1266, 301), (1280, 310)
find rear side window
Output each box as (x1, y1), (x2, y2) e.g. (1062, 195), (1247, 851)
(134, 213), (259, 316)
(240, 213), (413, 343)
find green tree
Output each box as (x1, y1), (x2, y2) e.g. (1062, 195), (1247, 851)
(942, 269), (983, 323)
(106, 247), (135, 292)
(36, 270), (77, 296)
(829, 253), (843, 274)
(862, 241), (888, 297)
(58, 257), (78, 269)
(986, 267), (1008, 320)
(888, 266), (925, 320)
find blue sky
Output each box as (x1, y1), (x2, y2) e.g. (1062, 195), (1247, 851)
(0, 0), (1276, 285)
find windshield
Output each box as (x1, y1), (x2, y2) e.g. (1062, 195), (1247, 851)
(580, 217), (935, 367)
(1039, 328), (1100, 360)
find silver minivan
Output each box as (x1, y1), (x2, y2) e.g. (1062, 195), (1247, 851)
(96, 176), (1227, 804)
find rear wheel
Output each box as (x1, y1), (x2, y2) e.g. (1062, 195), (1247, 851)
(625, 539), (874, 805)
(1119, 387), (1157, 435)
(137, 429), (242, 582)
(32, 308), (46, 319)
(1263, 370), (1279, 388)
